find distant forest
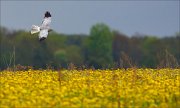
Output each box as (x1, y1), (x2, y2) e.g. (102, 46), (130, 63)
(0, 23), (179, 70)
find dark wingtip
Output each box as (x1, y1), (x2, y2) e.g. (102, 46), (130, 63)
(44, 11), (51, 18)
(39, 37), (47, 42)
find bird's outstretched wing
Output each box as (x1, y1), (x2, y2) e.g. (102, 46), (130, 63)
(40, 11), (51, 30)
(38, 11), (52, 41)
(40, 17), (51, 30)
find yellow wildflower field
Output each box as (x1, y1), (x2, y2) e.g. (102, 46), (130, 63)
(0, 69), (179, 107)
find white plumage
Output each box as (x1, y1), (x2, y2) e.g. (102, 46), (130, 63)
(31, 11), (52, 41)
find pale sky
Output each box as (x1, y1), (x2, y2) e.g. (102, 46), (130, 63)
(0, 1), (179, 37)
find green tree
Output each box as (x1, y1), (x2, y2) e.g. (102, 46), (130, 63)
(54, 49), (68, 68)
(141, 36), (159, 68)
(87, 23), (113, 68)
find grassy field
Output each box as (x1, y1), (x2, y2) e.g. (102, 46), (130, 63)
(0, 69), (179, 107)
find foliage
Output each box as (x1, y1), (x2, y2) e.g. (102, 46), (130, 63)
(0, 25), (179, 70)
(86, 23), (113, 68)
(0, 69), (179, 107)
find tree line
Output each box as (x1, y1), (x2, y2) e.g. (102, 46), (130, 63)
(0, 23), (179, 70)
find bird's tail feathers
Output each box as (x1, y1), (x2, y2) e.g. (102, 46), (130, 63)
(31, 25), (40, 34)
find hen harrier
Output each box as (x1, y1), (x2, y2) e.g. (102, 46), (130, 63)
(31, 11), (52, 41)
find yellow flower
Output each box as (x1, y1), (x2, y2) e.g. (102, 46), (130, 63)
(0, 69), (179, 107)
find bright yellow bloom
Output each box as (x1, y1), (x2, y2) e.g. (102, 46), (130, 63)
(0, 69), (179, 107)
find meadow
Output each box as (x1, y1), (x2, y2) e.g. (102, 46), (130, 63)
(0, 68), (179, 107)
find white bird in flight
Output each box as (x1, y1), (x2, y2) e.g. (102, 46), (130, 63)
(31, 11), (52, 41)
